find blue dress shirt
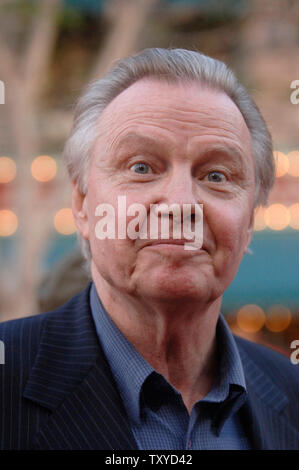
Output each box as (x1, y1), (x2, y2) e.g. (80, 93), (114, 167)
(90, 283), (251, 450)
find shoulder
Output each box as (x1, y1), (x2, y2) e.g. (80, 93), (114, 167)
(0, 284), (92, 370)
(234, 333), (294, 367)
(234, 334), (299, 393)
(0, 311), (49, 367)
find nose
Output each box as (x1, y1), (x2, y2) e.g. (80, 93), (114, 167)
(150, 164), (203, 247)
(156, 164), (199, 207)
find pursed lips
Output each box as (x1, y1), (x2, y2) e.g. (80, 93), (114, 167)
(138, 238), (210, 254)
(148, 239), (187, 246)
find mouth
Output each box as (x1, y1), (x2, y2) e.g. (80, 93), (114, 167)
(149, 239), (187, 246)
(139, 238), (208, 253)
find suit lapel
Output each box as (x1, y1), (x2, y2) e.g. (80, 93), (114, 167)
(33, 354), (137, 450)
(236, 339), (299, 450)
(23, 284), (137, 450)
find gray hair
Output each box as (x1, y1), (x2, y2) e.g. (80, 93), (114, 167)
(63, 47), (275, 264)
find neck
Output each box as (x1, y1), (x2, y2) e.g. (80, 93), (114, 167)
(92, 269), (221, 413)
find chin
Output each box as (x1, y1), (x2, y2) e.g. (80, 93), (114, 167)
(136, 270), (212, 302)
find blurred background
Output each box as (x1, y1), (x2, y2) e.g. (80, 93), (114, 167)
(0, 0), (298, 356)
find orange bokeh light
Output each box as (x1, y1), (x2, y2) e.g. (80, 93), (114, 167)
(54, 208), (76, 235)
(31, 155), (57, 182)
(287, 150), (299, 177)
(254, 207), (266, 231)
(265, 204), (290, 230)
(0, 209), (18, 236)
(265, 305), (291, 333)
(289, 203), (299, 230)
(0, 157), (17, 184)
(274, 151), (289, 177)
(236, 304), (265, 333)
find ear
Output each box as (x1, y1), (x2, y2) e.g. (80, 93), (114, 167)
(72, 181), (89, 240)
(243, 209), (255, 255)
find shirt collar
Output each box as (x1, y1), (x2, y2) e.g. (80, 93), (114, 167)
(90, 282), (247, 427)
(90, 283), (153, 424)
(202, 313), (247, 403)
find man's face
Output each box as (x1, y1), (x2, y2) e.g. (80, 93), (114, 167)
(74, 78), (255, 304)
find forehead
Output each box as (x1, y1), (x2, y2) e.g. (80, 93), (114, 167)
(95, 78), (252, 155)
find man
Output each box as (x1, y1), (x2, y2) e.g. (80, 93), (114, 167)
(0, 48), (298, 450)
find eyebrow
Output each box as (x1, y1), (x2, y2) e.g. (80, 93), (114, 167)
(111, 132), (168, 153)
(111, 132), (250, 173)
(196, 143), (249, 171)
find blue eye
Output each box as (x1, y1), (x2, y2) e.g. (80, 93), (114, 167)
(207, 171), (226, 183)
(130, 162), (151, 174)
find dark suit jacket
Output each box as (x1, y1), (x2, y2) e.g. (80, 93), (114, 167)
(0, 284), (298, 450)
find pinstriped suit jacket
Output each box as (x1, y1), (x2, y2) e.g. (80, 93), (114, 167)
(0, 283), (298, 450)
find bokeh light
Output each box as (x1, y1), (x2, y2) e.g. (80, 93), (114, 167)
(274, 151), (289, 177)
(265, 305), (291, 333)
(287, 150), (299, 177)
(54, 208), (76, 235)
(265, 204), (290, 230)
(0, 157), (17, 183)
(289, 203), (299, 230)
(236, 304), (265, 333)
(0, 209), (18, 236)
(31, 155), (57, 182)
(254, 207), (266, 231)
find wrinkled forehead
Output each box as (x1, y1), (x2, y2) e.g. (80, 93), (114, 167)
(94, 77), (253, 158)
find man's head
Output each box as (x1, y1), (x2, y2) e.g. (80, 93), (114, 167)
(64, 48), (275, 304)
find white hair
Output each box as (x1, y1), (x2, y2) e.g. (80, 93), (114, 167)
(63, 48), (275, 265)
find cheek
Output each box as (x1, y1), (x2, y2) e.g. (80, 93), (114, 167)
(85, 186), (141, 270)
(208, 203), (251, 256)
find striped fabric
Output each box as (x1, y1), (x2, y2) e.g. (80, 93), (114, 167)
(0, 283), (298, 450)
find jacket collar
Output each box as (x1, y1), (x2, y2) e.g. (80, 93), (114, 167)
(23, 285), (298, 449)
(23, 283), (137, 450)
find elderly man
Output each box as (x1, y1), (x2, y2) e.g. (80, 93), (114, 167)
(0, 48), (298, 450)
